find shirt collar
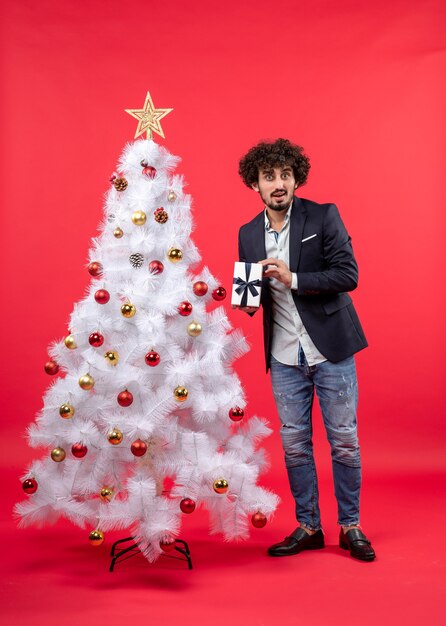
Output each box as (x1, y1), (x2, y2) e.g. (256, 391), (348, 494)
(264, 201), (293, 231)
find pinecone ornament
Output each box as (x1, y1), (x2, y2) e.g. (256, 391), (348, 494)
(129, 253), (144, 268)
(113, 177), (128, 191)
(154, 208), (168, 224)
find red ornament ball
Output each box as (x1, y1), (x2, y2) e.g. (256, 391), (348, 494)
(212, 286), (227, 301)
(145, 350), (160, 367)
(229, 407), (245, 422)
(131, 439), (147, 457)
(143, 166), (157, 179)
(178, 301), (193, 316)
(88, 261), (103, 277)
(109, 174), (116, 183)
(89, 332), (104, 347)
(71, 443), (88, 458)
(160, 536), (176, 552)
(22, 478), (38, 494)
(193, 281), (208, 297)
(251, 512), (268, 528)
(180, 498), (196, 514)
(148, 260), (164, 275)
(94, 289), (110, 304)
(44, 360), (59, 375)
(117, 390), (133, 407)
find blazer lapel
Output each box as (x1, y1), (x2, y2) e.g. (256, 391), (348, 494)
(289, 196), (307, 271)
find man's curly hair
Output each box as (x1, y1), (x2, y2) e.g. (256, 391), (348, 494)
(238, 138), (310, 188)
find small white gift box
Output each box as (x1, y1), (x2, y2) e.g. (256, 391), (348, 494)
(231, 262), (263, 308)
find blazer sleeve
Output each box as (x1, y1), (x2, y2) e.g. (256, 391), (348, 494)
(238, 231), (247, 263)
(297, 204), (359, 295)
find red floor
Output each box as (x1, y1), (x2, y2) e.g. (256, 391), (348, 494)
(2, 466), (445, 626)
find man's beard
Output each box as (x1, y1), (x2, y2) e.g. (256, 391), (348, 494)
(260, 188), (294, 212)
(266, 197), (293, 212)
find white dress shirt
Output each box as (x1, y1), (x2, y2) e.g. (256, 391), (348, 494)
(265, 204), (327, 367)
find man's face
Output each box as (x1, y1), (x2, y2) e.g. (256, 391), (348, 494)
(252, 165), (298, 212)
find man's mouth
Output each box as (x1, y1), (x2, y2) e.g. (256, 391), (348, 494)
(272, 191), (286, 199)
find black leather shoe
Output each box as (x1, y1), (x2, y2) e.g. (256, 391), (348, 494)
(268, 527), (325, 556)
(339, 528), (376, 561)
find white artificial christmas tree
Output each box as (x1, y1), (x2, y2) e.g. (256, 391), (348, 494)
(16, 92), (279, 563)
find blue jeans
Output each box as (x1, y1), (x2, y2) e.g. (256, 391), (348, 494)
(270, 354), (361, 529)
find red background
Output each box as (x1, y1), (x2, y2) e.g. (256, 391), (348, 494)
(1, 1), (445, 624)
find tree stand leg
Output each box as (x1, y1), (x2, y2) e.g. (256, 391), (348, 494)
(109, 537), (192, 572)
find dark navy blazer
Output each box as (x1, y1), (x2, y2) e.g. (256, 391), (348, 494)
(238, 196), (368, 371)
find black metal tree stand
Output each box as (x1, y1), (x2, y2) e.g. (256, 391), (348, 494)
(109, 537), (192, 572)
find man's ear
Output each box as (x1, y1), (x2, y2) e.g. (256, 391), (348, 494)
(252, 182), (260, 192)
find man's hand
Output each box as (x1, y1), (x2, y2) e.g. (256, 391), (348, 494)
(232, 305), (258, 314)
(260, 258), (292, 288)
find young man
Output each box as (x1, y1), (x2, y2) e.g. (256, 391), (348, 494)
(235, 138), (375, 561)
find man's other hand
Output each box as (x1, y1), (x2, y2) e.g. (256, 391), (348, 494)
(260, 258), (292, 288)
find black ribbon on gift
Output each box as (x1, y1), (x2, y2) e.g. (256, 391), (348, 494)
(233, 263), (262, 307)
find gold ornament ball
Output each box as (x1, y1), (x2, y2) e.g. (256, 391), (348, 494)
(100, 487), (114, 502)
(167, 247), (183, 263)
(121, 303), (136, 318)
(104, 351), (119, 365)
(187, 321), (202, 337)
(131, 210), (147, 225)
(89, 529), (104, 546)
(79, 373), (95, 390)
(51, 447), (66, 462)
(174, 386), (189, 402)
(64, 335), (77, 350)
(113, 227), (124, 238)
(59, 403), (75, 419)
(213, 478), (229, 494)
(167, 190), (177, 202)
(108, 428), (123, 445)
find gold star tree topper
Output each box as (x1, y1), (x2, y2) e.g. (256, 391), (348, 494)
(125, 91), (173, 140)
